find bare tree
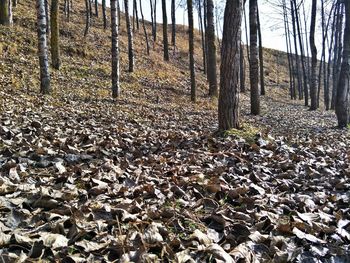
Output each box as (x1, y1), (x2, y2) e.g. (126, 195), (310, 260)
(207, 0), (218, 97)
(0, 0), (12, 25)
(139, 0), (150, 55)
(111, 0), (120, 98)
(249, 0), (260, 115)
(187, 0), (196, 102)
(309, 0), (318, 110)
(125, 0), (135, 72)
(102, 0), (107, 30)
(218, 0), (242, 130)
(335, 0), (349, 127)
(50, 0), (60, 70)
(162, 0), (169, 61)
(84, 0), (90, 37)
(36, 0), (51, 94)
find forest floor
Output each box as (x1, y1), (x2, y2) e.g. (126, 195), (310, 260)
(1, 0), (350, 262)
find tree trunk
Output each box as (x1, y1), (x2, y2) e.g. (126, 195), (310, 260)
(111, 0), (120, 98)
(243, 2), (250, 63)
(257, 6), (264, 96)
(335, 0), (350, 127)
(0, 0), (12, 25)
(207, 0), (217, 97)
(45, 0), (49, 34)
(240, 42), (246, 93)
(218, 0), (242, 131)
(171, 0), (176, 47)
(293, 0), (308, 104)
(162, 0), (169, 61)
(36, 0), (51, 94)
(102, 0), (107, 30)
(84, 0), (90, 37)
(50, 0), (60, 70)
(198, 0), (206, 74)
(133, 0), (139, 32)
(125, 0), (134, 72)
(187, 0), (196, 102)
(139, 0), (150, 55)
(117, 0), (120, 26)
(249, 0), (260, 115)
(94, 0), (98, 17)
(309, 0), (318, 110)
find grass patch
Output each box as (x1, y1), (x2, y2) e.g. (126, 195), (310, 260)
(224, 124), (260, 144)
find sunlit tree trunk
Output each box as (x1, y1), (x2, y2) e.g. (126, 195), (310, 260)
(36, 0), (51, 94)
(171, 0), (176, 47)
(102, 0), (107, 29)
(257, 5), (265, 96)
(111, 0), (120, 98)
(84, 0), (90, 37)
(0, 0), (12, 26)
(218, 0), (242, 130)
(139, 0), (150, 55)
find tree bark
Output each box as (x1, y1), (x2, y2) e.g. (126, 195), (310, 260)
(111, 0), (120, 98)
(249, 0), (260, 115)
(171, 0), (176, 47)
(309, 0), (318, 110)
(198, 0), (206, 74)
(139, 0), (150, 55)
(84, 0), (90, 37)
(125, 0), (134, 72)
(162, 0), (169, 61)
(335, 0), (350, 127)
(102, 0), (107, 30)
(36, 0), (51, 94)
(257, 5), (264, 96)
(50, 0), (60, 70)
(94, 0), (98, 17)
(207, 0), (218, 97)
(0, 0), (12, 25)
(187, 0), (196, 102)
(218, 0), (242, 131)
(240, 42), (246, 93)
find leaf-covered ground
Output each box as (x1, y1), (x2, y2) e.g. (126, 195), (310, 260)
(1, 1), (350, 262)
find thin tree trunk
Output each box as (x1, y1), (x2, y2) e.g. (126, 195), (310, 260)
(335, 0), (350, 127)
(139, 0), (150, 55)
(133, 0), (139, 31)
(125, 0), (134, 72)
(187, 0), (196, 102)
(102, 0), (107, 30)
(309, 0), (318, 110)
(240, 42), (246, 93)
(111, 0), (120, 98)
(257, 5), (264, 96)
(51, 0), (60, 70)
(45, 0), (49, 34)
(171, 0), (176, 47)
(207, 0), (218, 97)
(293, 0), (308, 103)
(94, 0), (98, 17)
(36, 0), (51, 94)
(162, 0), (169, 61)
(249, 0), (260, 115)
(198, 0), (206, 74)
(117, 0), (121, 26)
(243, 1), (250, 63)
(84, 0), (90, 37)
(218, 0), (242, 131)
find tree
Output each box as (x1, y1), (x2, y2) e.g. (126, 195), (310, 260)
(84, 0), (90, 37)
(133, 0), (139, 32)
(111, 0), (120, 98)
(249, 0), (259, 115)
(207, 0), (218, 97)
(162, 0), (169, 61)
(309, 0), (317, 110)
(36, 0), (51, 94)
(125, 0), (134, 72)
(257, 5), (265, 96)
(94, 0), (98, 17)
(218, 0), (242, 130)
(187, 0), (196, 102)
(50, 0), (60, 70)
(0, 0), (12, 26)
(139, 0), (150, 55)
(102, 0), (107, 30)
(171, 0), (176, 47)
(335, 0), (350, 127)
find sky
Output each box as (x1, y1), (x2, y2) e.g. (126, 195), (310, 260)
(101, 0), (325, 56)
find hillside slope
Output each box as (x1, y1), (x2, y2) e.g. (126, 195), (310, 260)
(0, 1), (349, 262)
